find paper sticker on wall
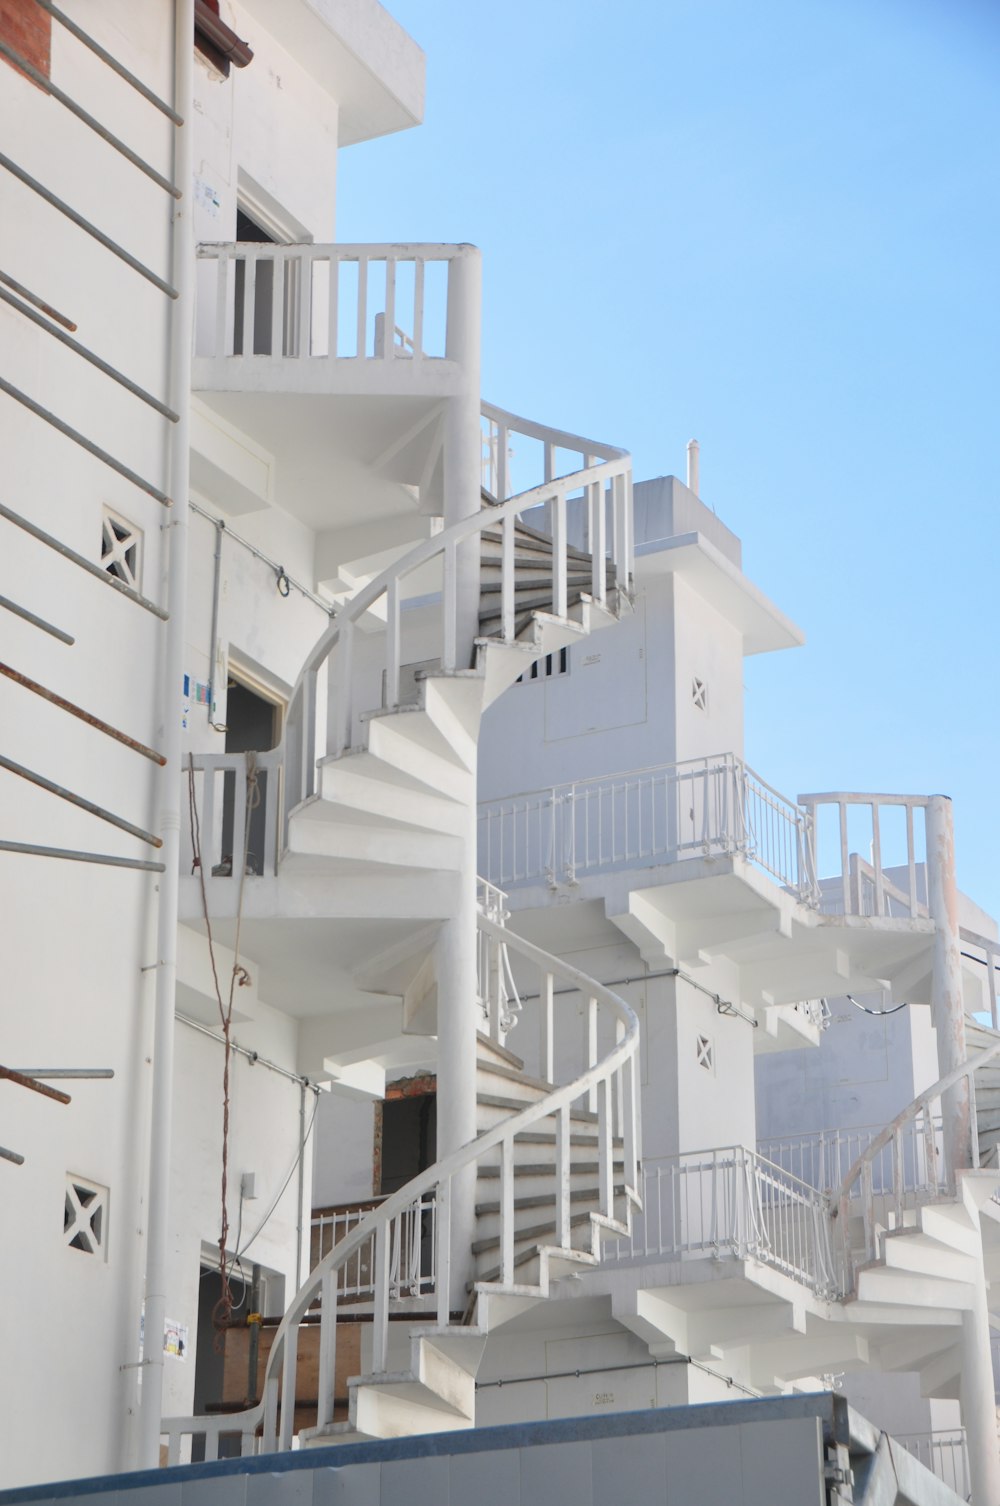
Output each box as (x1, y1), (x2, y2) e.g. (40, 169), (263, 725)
(163, 1319), (188, 1360)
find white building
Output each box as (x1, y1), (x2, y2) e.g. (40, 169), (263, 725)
(1, 4), (998, 1504)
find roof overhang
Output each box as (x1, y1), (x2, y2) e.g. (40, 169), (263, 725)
(238, 0), (425, 144)
(635, 531), (804, 656)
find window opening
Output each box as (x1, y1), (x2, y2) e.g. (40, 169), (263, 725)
(64, 1175), (108, 1257)
(517, 647), (569, 684)
(101, 509), (142, 589)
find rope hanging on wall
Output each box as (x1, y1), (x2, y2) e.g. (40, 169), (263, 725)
(187, 751), (258, 1344)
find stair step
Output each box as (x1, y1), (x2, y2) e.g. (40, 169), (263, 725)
(476, 1091), (603, 1124)
(477, 1159), (622, 1179)
(475, 1030), (525, 1072)
(475, 1184), (628, 1218)
(475, 1060), (556, 1095)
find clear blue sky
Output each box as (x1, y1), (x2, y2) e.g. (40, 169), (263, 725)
(336, 0), (1000, 916)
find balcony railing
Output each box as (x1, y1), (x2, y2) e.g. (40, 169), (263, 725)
(757, 1119), (945, 1200)
(195, 241), (475, 376)
(604, 1145), (839, 1298)
(894, 1432), (969, 1499)
(310, 1194), (436, 1309)
(181, 750), (282, 885)
(478, 753), (818, 900)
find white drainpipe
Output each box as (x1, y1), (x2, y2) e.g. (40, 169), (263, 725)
(137, 0), (194, 1467)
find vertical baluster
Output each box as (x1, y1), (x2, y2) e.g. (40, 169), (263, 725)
(200, 762), (216, 871)
(905, 803), (918, 916)
(271, 250), (285, 357)
(989, 945), (999, 1032)
(262, 1373), (279, 1453)
(356, 255), (368, 357)
(839, 803), (850, 914)
(331, 254), (343, 359)
(585, 996), (597, 1112)
(385, 578), (400, 708)
(501, 511), (515, 640)
(240, 1428), (256, 1458)
(614, 1019), (625, 1140)
(436, 1180), (451, 1327)
(297, 251), (311, 356)
(202, 1429), (219, 1463)
(337, 622), (354, 756)
(167, 1433), (181, 1466)
(242, 251), (257, 354)
(233, 754), (247, 870)
(622, 1051), (638, 1198)
(500, 1135), (515, 1284)
(263, 755), (277, 874)
(540, 971), (554, 1083)
(871, 802), (884, 916)
(553, 490), (567, 617)
(214, 251), (229, 356)
(372, 1222), (390, 1372)
(316, 1267), (338, 1429)
(861, 1159), (874, 1263)
(278, 1324), (299, 1450)
(892, 1127), (904, 1225)
(412, 257), (424, 358)
(597, 1077), (612, 1218)
(383, 256), (396, 359)
(442, 538), (457, 670)
(556, 1102), (571, 1249)
(496, 423), (509, 500)
(613, 472), (628, 578)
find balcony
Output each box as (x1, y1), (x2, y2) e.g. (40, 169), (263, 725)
(191, 241), (479, 525)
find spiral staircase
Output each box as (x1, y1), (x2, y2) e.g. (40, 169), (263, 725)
(163, 414), (640, 1460)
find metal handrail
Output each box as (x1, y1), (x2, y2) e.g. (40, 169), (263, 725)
(162, 913), (641, 1460)
(834, 1031), (1000, 1289)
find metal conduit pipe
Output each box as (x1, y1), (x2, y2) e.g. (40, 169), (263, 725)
(138, 0), (193, 1469)
(475, 1353), (760, 1401)
(513, 964), (757, 1026)
(190, 502), (334, 616)
(175, 1013), (320, 1092)
(207, 517), (227, 731)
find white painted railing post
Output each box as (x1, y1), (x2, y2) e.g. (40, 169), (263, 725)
(540, 971), (554, 1083)
(316, 1268), (338, 1429)
(500, 1136), (515, 1284)
(927, 795), (971, 1178)
(556, 1103), (571, 1249)
(443, 246), (482, 670)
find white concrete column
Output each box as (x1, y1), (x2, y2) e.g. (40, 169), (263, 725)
(960, 1233), (1000, 1506)
(443, 246), (482, 670)
(435, 799), (479, 1311)
(927, 795), (971, 1178)
(137, 0), (194, 1468)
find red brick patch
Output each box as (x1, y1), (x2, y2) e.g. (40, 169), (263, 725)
(0, 0), (51, 85)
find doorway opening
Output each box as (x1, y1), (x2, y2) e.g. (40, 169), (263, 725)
(221, 674), (281, 876)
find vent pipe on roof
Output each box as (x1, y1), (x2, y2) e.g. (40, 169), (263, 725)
(686, 438), (700, 496)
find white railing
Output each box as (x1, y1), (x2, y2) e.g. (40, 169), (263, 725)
(478, 753), (817, 899)
(895, 1431), (969, 1499)
(311, 1194), (435, 1306)
(282, 433), (632, 819)
(605, 1146), (838, 1298)
(476, 879), (523, 1042)
(834, 1036), (1000, 1292)
(181, 751), (282, 880)
(758, 1118), (945, 1200)
(798, 792), (930, 920)
(161, 914), (641, 1461)
(481, 399), (628, 510)
(195, 242), (472, 367)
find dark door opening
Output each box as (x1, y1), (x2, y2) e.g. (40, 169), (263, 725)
(378, 1088), (437, 1296)
(233, 208), (276, 355)
(191, 1264), (248, 1461)
(221, 677), (279, 876)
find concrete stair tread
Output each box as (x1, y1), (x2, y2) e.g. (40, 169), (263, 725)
(475, 1184), (628, 1217)
(473, 1241), (601, 1289)
(475, 1030), (525, 1072)
(477, 1159), (623, 1179)
(476, 1091), (610, 1126)
(471, 1206), (625, 1256)
(475, 1060), (557, 1094)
